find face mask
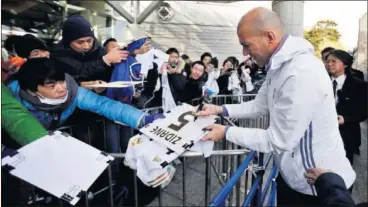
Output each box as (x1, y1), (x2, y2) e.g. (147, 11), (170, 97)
(37, 91), (68, 105)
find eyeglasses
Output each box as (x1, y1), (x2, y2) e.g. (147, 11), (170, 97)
(325, 60), (342, 65)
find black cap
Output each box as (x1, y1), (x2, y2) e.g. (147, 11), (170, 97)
(62, 15), (95, 47)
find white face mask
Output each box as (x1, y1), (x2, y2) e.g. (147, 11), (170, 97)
(37, 91), (68, 105)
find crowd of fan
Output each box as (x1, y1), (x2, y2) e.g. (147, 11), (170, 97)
(0, 15), (267, 206)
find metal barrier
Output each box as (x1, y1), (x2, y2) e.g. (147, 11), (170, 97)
(23, 95), (274, 207)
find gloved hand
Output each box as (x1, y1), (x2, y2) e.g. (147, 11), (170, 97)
(143, 113), (165, 125)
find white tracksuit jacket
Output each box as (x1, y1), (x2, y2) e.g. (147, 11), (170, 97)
(224, 35), (356, 195)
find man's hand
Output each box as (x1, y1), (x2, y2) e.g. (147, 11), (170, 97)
(338, 115), (344, 125)
(196, 104), (223, 117)
(133, 89), (142, 98)
(201, 124), (226, 142)
(304, 168), (332, 185)
(205, 64), (214, 73)
(104, 48), (129, 65)
(81, 80), (107, 94)
(134, 42), (151, 55)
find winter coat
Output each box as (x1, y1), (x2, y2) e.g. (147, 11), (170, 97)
(106, 37), (147, 104)
(181, 76), (206, 104)
(314, 173), (355, 206)
(51, 38), (112, 84)
(1, 83), (48, 145)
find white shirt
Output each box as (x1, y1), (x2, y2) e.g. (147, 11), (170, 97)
(331, 74), (346, 104)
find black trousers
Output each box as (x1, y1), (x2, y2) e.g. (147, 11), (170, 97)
(276, 175), (320, 206)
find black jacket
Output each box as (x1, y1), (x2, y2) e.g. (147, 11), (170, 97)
(336, 75), (368, 154)
(181, 76), (205, 104)
(217, 70), (233, 95)
(351, 68), (364, 80)
(142, 70), (187, 108)
(314, 172), (355, 206)
(51, 39), (112, 84)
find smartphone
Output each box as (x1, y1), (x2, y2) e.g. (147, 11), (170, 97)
(169, 62), (177, 68)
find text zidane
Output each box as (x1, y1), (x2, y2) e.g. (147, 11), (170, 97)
(150, 126), (182, 145)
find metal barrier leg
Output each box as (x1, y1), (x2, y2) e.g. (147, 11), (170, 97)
(182, 157), (187, 207)
(158, 188), (163, 207)
(107, 165), (114, 207)
(133, 171), (139, 207)
(228, 144), (235, 206)
(252, 153), (264, 207)
(205, 157), (212, 207)
(87, 126), (92, 145)
(84, 191), (90, 207)
(235, 147), (242, 207)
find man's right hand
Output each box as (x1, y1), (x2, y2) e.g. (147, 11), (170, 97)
(104, 48), (129, 65)
(196, 104), (223, 117)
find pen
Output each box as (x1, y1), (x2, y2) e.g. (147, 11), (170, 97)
(194, 97), (205, 121)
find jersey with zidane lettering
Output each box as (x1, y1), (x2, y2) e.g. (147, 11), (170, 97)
(140, 103), (217, 154)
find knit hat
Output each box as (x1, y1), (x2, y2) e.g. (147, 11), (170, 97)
(16, 34), (48, 58)
(62, 15), (95, 47)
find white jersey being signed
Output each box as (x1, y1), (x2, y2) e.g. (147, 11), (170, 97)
(125, 104), (217, 187)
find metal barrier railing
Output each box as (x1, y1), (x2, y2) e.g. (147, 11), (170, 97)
(20, 95), (274, 207)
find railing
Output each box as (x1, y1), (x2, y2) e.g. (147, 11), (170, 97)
(10, 94), (276, 207)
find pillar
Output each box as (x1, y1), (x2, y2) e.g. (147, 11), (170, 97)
(272, 0), (304, 37)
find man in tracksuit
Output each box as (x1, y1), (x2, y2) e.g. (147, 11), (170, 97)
(198, 7), (355, 206)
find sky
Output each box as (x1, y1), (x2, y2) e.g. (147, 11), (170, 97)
(230, 1), (367, 51)
(304, 1), (367, 51)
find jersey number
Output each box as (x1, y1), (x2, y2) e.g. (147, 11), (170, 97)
(168, 111), (195, 132)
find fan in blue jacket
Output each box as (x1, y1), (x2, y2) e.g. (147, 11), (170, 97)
(7, 58), (159, 130)
(106, 37), (148, 104)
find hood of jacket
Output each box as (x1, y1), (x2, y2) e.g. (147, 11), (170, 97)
(266, 34), (315, 72)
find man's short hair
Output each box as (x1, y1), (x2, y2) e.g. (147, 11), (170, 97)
(103, 37), (117, 48)
(200, 52), (212, 61)
(16, 58), (65, 92)
(166, 47), (179, 56)
(181, 54), (190, 60)
(191, 60), (205, 69)
(321, 47), (335, 57)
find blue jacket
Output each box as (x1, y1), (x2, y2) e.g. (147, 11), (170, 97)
(314, 172), (355, 206)
(106, 37), (147, 104)
(8, 81), (145, 130)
